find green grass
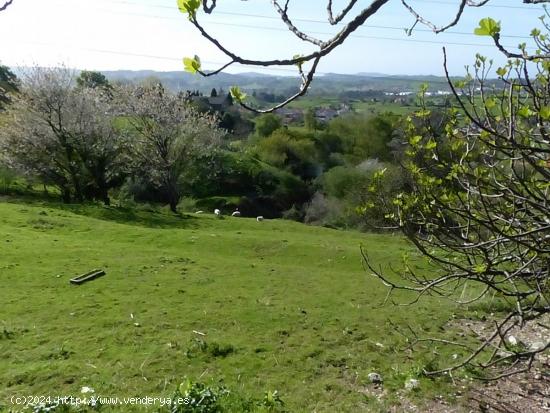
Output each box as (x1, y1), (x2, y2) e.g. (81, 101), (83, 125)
(0, 199), (461, 412)
(352, 101), (423, 115)
(284, 96), (449, 117)
(286, 97), (341, 110)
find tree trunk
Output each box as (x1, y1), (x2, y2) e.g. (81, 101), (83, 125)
(166, 176), (179, 213)
(101, 190), (110, 206)
(169, 197), (178, 213)
(61, 186), (71, 203)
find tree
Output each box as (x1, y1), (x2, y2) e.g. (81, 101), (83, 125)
(0, 64), (18, 110)
(304, 108), (317, 131)
(0, 67), (127, 204)
(210, 87), (218, 98)
(328, 113), (398, 163)
(363, 20), (550, 378)
(76, 70), (112, 93)
(178, 0), (546, 112)
(255, 128), (318, 180)
(119, 84), (225, 212)
(254, 113), (282, 138)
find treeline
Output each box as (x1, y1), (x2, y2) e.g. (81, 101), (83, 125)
(0, 66), (410, 229)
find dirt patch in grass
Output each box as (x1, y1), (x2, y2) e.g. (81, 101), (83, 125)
(467, 370), (549, 413)
(455, 314), (550, 413)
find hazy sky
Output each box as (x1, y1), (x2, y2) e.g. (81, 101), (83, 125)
(0, 0), (546, 76)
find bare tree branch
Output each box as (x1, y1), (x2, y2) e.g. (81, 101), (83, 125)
(0, 0), (13, 12)
(183, 0), (547, 111)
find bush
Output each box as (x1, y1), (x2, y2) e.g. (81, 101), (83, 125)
(328, 113), (399, 163)
(304, 192), (345, 227)
(168, 379), (286, 413)
(171, 379), (229, 413)
(321, 165), (369, 199)
(254, 113), (282, 138)
(177, 197), (198, 213)
(282, 204), (304, 221)
(0, 166), (16, 194)
(254, 129), (319, 180)
(256, 167), (310, 214)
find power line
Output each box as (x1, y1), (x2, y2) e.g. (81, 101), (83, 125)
(43, 0), (536, 50)
(95, 0), (545, 12)
(75, 6), (537, 51)
(58, 0), (538, 40)
(412, 0), (544, 10)
(9, 40), (459, 83)
(199, 20), (535, 50)
(9, 0), (539, 77)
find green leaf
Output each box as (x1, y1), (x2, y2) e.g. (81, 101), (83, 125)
(373, 168), (387, 180)
(415, 109), (431, 118)
(230, 86), (247, 102)
(293, 54), (304, 69)
(474, 263), (487, 274)
(409, 135), (422, 146)
(183, 55), (201, 74)
(518, 106), (535, 118)
(485, 97), (497, 109)
(496, 67), (507, 77)
(177, 0), (201, 17)
(474, 18), (501, 37)
(425, 139), (437, 150)
(539, 106), (550, 120)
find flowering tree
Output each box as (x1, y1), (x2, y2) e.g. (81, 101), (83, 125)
(0, 67), (128, 204)
(118, 84), (225, 212)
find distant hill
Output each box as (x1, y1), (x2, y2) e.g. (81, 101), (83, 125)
(99, 69), (457, 95)
(11, 66), (478, 96)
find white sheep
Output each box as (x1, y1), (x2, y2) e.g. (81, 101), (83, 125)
(231, 209), (241, 217)
(214, 209), (221, 216)
(256, 216), (264, 222)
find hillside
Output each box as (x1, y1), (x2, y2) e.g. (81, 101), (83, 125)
(0, 199), (461, 412)
(99, 70), (458, 95)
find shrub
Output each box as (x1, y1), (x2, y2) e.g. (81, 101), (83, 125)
(321, 165), (369, 199)
(177, 197), (198, 213)
(171, 379), (229, 413)
(282, 204), (304, 221)
(185, 338), (236, 359)
(254, 113), (282, 138)
(304, 192), (345, 228)
(0, 165), (16, 194)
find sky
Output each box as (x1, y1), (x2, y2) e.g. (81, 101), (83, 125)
(0, 0), (546, 76)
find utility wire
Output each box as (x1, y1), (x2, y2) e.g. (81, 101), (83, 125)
(412, 0), (544, 10)
(9, 39), (460, 83)
(55, 0), (538, 40)
(93, 0), (545, 12)
(41, 0), (536, 50)
(73, 6), (537, 51)
(10, 0), (538, 77)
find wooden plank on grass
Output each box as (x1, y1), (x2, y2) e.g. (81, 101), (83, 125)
(70, 269), (106, 285)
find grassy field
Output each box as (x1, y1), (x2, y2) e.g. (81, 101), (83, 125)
(285, 97), (440, 117)
(351, 101), (424, 115)
(0, 199), (463, 412)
